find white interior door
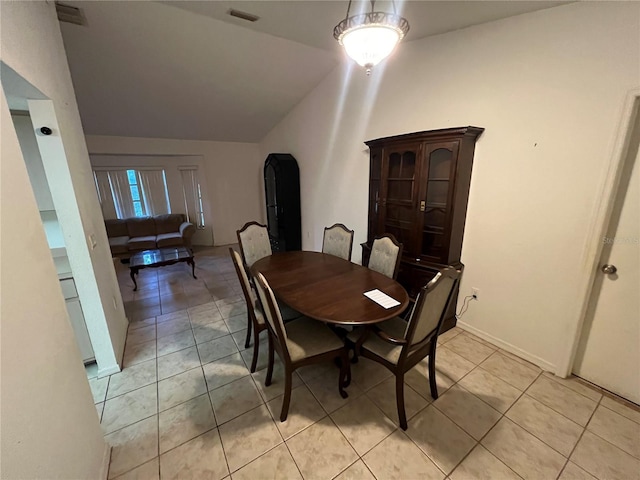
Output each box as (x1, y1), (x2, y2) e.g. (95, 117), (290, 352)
(573, 111), (640, 404)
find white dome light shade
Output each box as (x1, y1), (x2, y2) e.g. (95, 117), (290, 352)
(341, 25), (401, 69)
(334, 9), (410, 75)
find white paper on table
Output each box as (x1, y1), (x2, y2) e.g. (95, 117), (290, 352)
(364, 289), (400, 309)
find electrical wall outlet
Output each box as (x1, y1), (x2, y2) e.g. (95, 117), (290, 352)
(472, 287), (480, 300)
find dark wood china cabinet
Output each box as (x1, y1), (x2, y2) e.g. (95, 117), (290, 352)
(362, 126), (484, 330)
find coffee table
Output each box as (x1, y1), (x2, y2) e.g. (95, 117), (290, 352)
(129, 247), (196, 291)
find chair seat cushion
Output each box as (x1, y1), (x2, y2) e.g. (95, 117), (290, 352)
(347, 316), (408, 365)
(156, 232), (183, 248)
(127, 236), (157, 251)
(285, 317), (344, 362)
(109, 235), (130, 254)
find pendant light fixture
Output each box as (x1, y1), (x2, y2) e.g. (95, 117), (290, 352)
(333, 0), (409, 75)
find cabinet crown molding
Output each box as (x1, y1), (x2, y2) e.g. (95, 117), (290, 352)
(365, 126), (484, 147)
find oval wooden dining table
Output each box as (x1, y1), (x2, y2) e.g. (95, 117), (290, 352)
(250, 251), (409, 325)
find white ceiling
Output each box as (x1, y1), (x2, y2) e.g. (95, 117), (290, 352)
(60, 1), (566, 143)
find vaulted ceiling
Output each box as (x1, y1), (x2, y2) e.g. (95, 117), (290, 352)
(59, 1), (566, 143)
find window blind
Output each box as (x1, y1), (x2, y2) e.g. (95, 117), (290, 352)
(180, 168), (205, 228)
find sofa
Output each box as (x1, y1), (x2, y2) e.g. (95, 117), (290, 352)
(105, 214), (196, 258)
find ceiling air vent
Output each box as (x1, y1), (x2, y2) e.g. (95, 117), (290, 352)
(55, 2), (86, 26)
(227, 9), (260, 23)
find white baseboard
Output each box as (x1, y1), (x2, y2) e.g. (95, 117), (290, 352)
(457, 321), (557, 373)
(100, 443), (112, 480)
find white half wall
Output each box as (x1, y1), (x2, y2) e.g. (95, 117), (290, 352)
(12, 113), (56, 211)
(86, 135), (264, 245)
(0, 5), (108, 478)
(259, 2), (640, 373)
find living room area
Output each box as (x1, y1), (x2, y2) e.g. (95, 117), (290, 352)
(2, 1), (639, 479)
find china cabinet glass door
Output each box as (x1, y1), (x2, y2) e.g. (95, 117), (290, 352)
(378, 144), (421, 255)
(418, 141), (459, 262)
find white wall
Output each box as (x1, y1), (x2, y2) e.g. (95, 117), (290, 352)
(259, 2), (640, 372)
(0, 5), (108, 479)
(86, 135), (264, 245)
(2, 0), (129, 381)
(12, 113), (71, 249)
(28, 98), (128, 376)
(12, 113), (55, 211)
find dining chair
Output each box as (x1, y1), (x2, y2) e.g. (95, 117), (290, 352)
(322, 223), (354, 261)
(229, 248), (301, 373)
(237, 221), (272, 268)
(229, 248), (269, 373)
(254, 272), (350, 421)
(367, 234), (403, 279)
(347, 266), (462, 430)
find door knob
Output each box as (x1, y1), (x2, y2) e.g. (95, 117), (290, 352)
(601, 264), (617, 274)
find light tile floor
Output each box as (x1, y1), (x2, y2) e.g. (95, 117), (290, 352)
(88, 246), (640, 480)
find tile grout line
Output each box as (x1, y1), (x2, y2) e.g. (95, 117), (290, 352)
(154, 318), (160, 480)
(436, 365), (541, 479)
(222, 403), (283, 475)
(574, 400), (640, 461)
(556, 394), (604, 479)
(598, 401), (640, 426)
(275, 410), (306, 480)
(542, 371), (607, 403)
(115, 251), (243, 475)
(523, 379), (600, 429)
(504, 391), (587, 453)
(330, 361), (437, 476)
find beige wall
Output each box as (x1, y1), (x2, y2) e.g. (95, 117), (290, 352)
(86, 135), (264, 245)
(0, 2), (110, 478)
(259, 2), (640, 372)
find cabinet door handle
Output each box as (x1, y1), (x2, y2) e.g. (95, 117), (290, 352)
(420, 201), (426, 212)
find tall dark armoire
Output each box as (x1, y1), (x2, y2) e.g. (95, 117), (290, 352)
(264, 154), (302, 252)
(362, 126), (484, 331)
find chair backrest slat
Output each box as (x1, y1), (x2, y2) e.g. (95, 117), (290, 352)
(368, 234), (403, 279)
(229, 248), (256, 312)
(404, 267), (461, 348)
(237, 221), (272, 268)
(254, 273), (288, 343)
(322, 223), (354, 261)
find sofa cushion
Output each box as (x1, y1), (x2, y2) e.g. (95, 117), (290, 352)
(105, 219), (128, 238)
(126, 217), (156, 238)
(156, 232), (184, 248)
(154, 214), (185, 235)
(127, 236), (157, 251)
(109, 236), (130, 254)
